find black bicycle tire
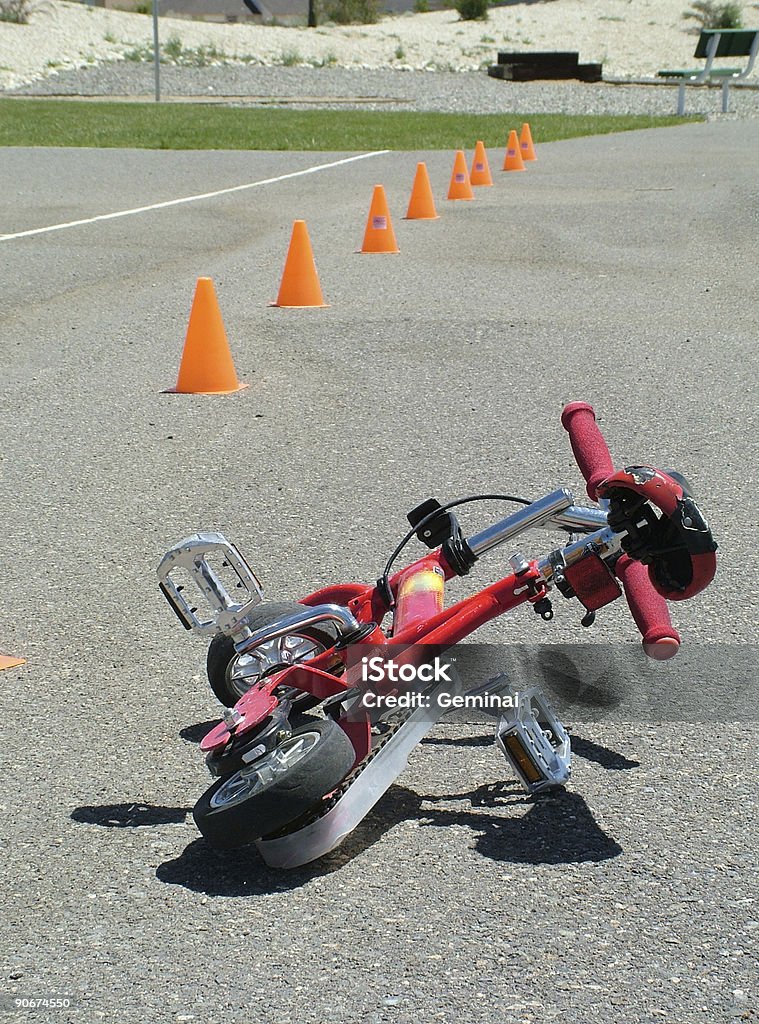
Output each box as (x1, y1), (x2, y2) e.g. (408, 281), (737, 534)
(193, 720), (355, 849)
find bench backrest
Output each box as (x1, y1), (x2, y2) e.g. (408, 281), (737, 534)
(695, 28), (759, 58)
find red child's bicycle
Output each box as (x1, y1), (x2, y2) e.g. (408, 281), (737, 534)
(158, 403), (717, 868)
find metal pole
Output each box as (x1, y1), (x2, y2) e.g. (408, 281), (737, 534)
(152, 0), (160, 103)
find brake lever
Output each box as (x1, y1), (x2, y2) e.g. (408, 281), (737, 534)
(597, 467), (717, 600)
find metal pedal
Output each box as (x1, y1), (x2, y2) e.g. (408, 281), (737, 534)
(496, 686), (571, 794)
(157, 532), (263, 638)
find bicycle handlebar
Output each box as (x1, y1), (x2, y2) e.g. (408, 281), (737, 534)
(561, 401), (681, 659)
(560, 402), (614, 502)
(615, 555), (681, 659)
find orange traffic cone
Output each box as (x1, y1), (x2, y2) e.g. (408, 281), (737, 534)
(520, 122), (537, 161)
(448, 150), (474, 200)
(272, 220), (328, 307)
(503, 130), (526, 172)
(0, 653), (25, 671)
(470, 140), (493, 186)
(405, 163), (439, 220)
(168, 277), (247, 395)
(360, 185), (399, 253)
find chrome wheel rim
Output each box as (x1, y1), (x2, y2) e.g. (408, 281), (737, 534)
(226, 634), (324, 701)
(209, 730), (321, 810)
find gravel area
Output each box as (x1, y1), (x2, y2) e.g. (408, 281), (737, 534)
(7, 63), (759, 117)
(4, 0), (758, 116)
(1, 0), (751, 89)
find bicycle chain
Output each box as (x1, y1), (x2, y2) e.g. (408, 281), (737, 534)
(268, 710), (414, 838)
(325, 712), (413, 810)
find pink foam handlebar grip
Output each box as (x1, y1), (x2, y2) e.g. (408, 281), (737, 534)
(615, 555), (681, 660)
(561, 401), (615, 501)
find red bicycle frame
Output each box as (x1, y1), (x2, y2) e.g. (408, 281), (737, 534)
(165, 404), (705, 766)
(304, 549), (545, 646)
(198, 552), (546, 764)
(157, 402), (717, 866)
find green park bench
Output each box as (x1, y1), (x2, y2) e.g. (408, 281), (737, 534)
(658, 28), (759, 114)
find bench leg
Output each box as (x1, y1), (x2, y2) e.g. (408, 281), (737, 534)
(677, 82), (686, 116)
(722, 80), (730, 113)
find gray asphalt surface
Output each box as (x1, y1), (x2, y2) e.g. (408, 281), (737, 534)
(0, 122), (757, 1024)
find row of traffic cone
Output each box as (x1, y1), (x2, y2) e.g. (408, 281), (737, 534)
(448, 123), (537, 194)
(0, 123), (537, 674)
(361, 124), (535, 250)
(170, 123), (537, 394)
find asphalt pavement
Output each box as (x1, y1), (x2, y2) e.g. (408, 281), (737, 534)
(0, 120), (757, 1024)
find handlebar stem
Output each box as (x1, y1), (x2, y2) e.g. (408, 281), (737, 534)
(467, 489), (574, 558)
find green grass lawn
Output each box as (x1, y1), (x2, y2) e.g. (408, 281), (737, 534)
(0, 99), (698, 150)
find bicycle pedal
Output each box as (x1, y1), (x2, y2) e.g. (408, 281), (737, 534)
(157, 532), (263, 637)
(495, 686), (571, 794)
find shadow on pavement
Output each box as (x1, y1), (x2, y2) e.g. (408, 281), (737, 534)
(154, 786), (422, 896)
(71, 802), (190, 827)
(179, 720), (220, 743)
(72, 729), (626, 893)
(422, 733), (494, 747)
(569, 735), (640, 770)
(420, 784), (623, 865)
(422, 726), (641, 770)
(535, 647), (628, 711)
(154, 780), (621, 895)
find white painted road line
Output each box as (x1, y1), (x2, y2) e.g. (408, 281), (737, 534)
(0, 150), (390, 242)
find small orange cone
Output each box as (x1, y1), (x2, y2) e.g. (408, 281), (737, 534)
(447, 150), (474, 200)
(0, 654), (25, 671)
(404, 163), (439, 220)
(360, 185), (400, 253)
(520, 122), (537, 161)
(168, 277), (247, 395)
(469, 140), (493, 186)
(272, 220), (328, 307)
(503, 129), (526, 172)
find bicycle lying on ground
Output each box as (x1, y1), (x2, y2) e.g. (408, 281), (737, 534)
(158, 402), (717, 868)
